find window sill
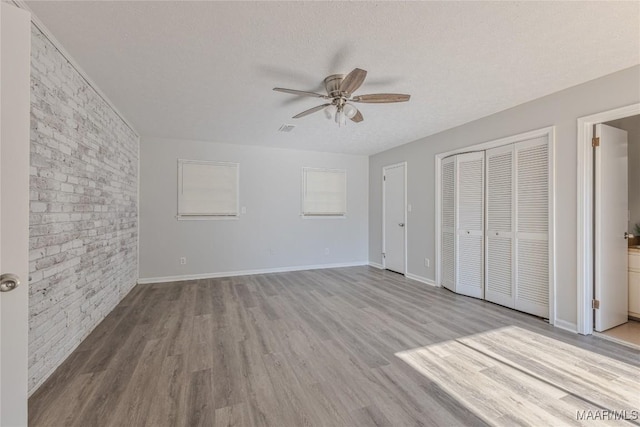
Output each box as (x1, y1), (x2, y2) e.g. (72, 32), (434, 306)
(300, 214), (347, 220)
(176, 215), (239, 221)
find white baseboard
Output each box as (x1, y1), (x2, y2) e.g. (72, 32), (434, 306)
(554, 318), (577, 333)
(369, 262), (384, 269)
(137, 261), (369, 284)
(405, 273), (438, 287)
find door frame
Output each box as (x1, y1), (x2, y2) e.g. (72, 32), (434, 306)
(382, 162), (407, 274)
(435, 126), (556, 324)
(576, 103), (640, 335)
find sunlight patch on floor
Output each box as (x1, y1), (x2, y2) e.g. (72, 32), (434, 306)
(396, 326), (640, 426)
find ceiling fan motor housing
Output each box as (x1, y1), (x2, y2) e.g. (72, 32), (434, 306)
(324, 74), (346, 98)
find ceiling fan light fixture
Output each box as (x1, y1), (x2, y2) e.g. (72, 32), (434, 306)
(343, 103), (357, 119)
(324, 104), (337, 120)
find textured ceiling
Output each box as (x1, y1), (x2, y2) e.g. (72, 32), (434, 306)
(25, 1), (640, 155)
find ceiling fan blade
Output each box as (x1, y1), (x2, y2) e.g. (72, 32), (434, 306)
(339, 68), (367, 95)
(273, 88), (328, 98)
(351, 93), (411, 103)
(350, 109), (364, 123)
(293, 103), (331, 119)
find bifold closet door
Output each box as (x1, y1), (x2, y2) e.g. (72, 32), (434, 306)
(514, 137), (549, 318)
(455, 152), (484, 299)
(485, 145), (515, 308)
(441, 157), (456, 292)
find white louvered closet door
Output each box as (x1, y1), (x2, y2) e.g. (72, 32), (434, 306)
(441, 157), (456, 292)
(455, 152), (485, 299)
(485, 145), (515, 308)
(514, 137), (549, 318)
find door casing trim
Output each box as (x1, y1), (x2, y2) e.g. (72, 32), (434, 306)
(576, 103), (640, 335)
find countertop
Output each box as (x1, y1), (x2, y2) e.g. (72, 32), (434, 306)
(629, 246), (640, 254)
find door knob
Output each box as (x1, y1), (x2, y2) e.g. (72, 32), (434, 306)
(0, 273), (20, 292)
(624, 232), (630, 240)
(398, 223), (405, 227)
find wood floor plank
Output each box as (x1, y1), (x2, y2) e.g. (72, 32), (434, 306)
(29, 266), (640, 427)
(107, 338), (166, 427)
(186, 368), (215, 426)
(30, 370), (105, 427)
(214, 403), (249, 427)
(75, 324), (152, 426)
(145, 354), (187, 427)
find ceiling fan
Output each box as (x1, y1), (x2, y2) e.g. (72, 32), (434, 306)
(273, 68), (410, 126)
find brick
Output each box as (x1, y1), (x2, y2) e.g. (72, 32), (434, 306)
(28, 25), (138, 395)
(31, 202), (47, 213)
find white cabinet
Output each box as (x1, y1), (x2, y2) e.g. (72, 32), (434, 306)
(629, 251), (640, 319)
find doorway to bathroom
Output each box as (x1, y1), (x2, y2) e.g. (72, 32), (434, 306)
(577, 104), (640, 347)
(596, 114), (640, 346)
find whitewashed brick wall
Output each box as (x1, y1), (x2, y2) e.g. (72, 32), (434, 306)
(28, 25), (139, 394)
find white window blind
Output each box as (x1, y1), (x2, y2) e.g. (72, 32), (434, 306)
(178, 160), (239, 217)
(302, 168), (347, 216)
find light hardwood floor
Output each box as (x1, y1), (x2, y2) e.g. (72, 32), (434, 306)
(29, 267), (640, 426)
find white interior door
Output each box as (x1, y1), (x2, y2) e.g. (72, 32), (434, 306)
(441, 157), (456, 291)
(595, 124), (629, 332)
(485, 144), (515, 308)
(0, 4), (31, 425)
(383, 163), (406, 274)
(514, 137), (550, 318)
(455, 152), (484, 298)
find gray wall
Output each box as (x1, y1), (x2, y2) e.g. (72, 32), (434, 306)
(605, 115), (640, 232)
(139, 137), (368, 280)
(369, 65), (640, 328)
(29, 25), (139, 393)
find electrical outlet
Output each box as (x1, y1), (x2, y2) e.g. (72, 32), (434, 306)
(424, 258), (430, 268)
(241, 206), (247, 214)
(180, 257), (187, 265)
(325, 248), (330, 255)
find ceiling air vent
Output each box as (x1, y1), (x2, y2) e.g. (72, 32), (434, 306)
(278, 124), (296, 133)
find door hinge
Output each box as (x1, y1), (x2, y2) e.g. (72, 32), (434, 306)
(592, 299), (600, 309)
(382, 252), (386, 258)
(383, 175), (386, 181)
(592, 137), (600, 147)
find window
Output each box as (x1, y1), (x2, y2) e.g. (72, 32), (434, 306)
(301, 167), (347, 217)
(177, 159), (239, 218)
